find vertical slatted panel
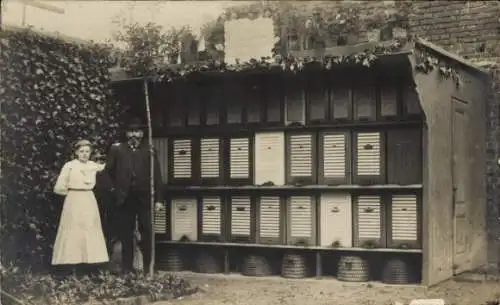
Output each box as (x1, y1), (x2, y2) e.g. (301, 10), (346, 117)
(153, 206), (167, 234)
(254, 132), (285, 185)
(289, 196), (313, 239)
(201, 196), (221, 235)
(152, 138), (168, 183)
(173, 139), (192, 179)
(289, 134), (313, 178)
(231, 197), (251, 236)
(391, 194), (418, 241)
(171, 198), (198, 241)
(230, 137), (249, 179)
(357, 195), (382, 240)
(323, 133), (346, 179)
(356, 132), (381, 176)
(320, 193), (352, 247)
(200, 138), (220, 178)
(259, 196), (281, 239)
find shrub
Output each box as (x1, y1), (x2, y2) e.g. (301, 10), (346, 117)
(0, 27), (127, 270)
(0, 264), (196, 305)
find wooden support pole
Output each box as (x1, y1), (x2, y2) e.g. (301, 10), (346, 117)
(143, 78), (156, 278)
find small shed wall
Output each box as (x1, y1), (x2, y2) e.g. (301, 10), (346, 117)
(411, 55), (487, 285)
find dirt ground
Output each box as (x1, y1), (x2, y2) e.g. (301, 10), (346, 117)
(157, 272), (500, 305)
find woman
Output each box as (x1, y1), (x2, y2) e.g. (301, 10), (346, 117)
(52, 139), (109, 277)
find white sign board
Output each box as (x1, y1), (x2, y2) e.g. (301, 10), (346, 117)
(224, 17), (275, 65)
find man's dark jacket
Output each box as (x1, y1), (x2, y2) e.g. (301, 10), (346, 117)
(105, 142), (164, 205)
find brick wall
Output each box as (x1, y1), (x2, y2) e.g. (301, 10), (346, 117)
(409, 1), (500, 270)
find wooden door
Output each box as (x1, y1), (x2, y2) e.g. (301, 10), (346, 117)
(320, 193), (352, 247)
(254, 132), (285, 185)
(171, 198), (198, 241)
(451, 100), (470, 273)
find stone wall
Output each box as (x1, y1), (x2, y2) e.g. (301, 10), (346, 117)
(409, 1), (500, 270)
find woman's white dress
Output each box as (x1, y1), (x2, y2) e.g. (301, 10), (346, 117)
(52, 159), (109, 265)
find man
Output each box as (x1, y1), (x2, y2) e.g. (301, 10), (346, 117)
(105, 118), (164, 273)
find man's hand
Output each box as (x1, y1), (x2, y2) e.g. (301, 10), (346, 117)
(155, 202), (165, 212)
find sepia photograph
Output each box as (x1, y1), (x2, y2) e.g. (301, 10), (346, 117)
(0, 1), (499, 304)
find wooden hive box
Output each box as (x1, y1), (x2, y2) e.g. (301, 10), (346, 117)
(319, 193), (352, 248)
(229, 196), (255, 243)
(353, 131), (385, 185)
(170, 197), (198, 241)
(169, 137), (196, 185)
(254, 132), (285, 186)
(388, 193), (421, 249)
(256, 196), (284, 244)
(286, 132), (317, 185)
(153, 200), (169, 239)
(387, 128), (422, 185)
(353, 85), (377, 121)
(318, 131), (350, 185)
(227, 136), (253, 185)
(353, 194), (385, 248)
(286, 196), (316, 246)
(198, 196), (225, 242)
(200, 137), (223, 185)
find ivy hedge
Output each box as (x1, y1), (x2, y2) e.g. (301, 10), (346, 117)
(0, 28), (127, 270)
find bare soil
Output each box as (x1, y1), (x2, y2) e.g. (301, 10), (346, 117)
(157, 272), (500, 305)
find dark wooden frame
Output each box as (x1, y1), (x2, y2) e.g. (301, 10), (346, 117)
(386, 127), (423, 185)
(221, 78), (248, 128)
(255, 195), (285, 245)
(285, 131), (318, 185)
(227, 195), (257, 243)
(352, 191), (387, 248)
(352, 84), (378, 122)
(329, 86), (353, 123)
(184, 82), (204, 130)
(305, 72), (330, 125)
(386, 190), (422, 249)
(165, 84), (188, 132)
(197, 195), (226, 242)
(285, 194), (318, 246)
(261, 75), (285, 127)
(352, 130), (387, 185)
(284, 75), (306, 126)
(201, 81), (224, 128)
(317, 130), (352, 185)
(377, 84), (402, 121)
(199, 136), (225, 185)
(223, 133), (254, 186)
(168, 137), (200, 185)
(401, 84), (424, 120)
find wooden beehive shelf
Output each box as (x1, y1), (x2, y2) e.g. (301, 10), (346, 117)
(157, 240), (423, 253)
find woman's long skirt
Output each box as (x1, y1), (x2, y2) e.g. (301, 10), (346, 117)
(52, 190), (109, 265)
